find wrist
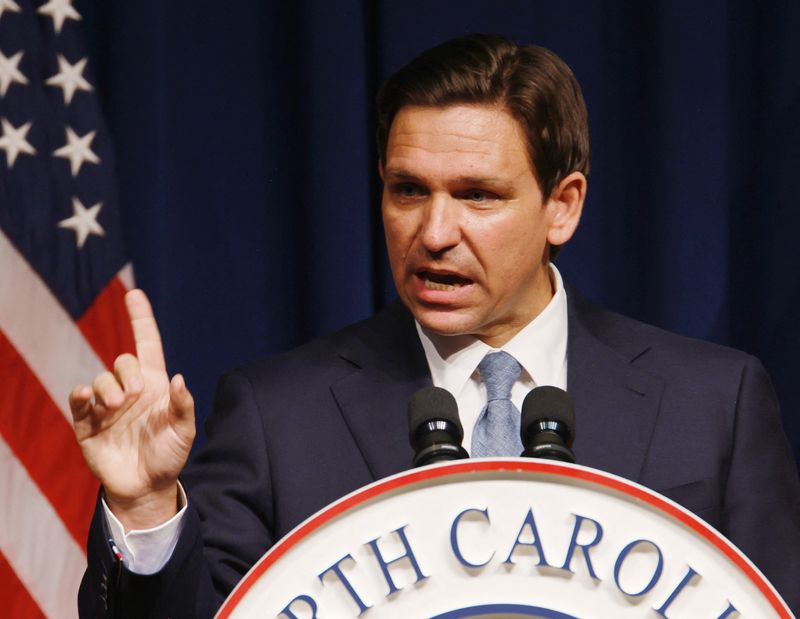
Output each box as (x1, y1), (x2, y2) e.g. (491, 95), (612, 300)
(105, 483), (181, 532)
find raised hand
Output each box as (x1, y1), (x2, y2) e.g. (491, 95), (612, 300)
(70, 289), (196, 530)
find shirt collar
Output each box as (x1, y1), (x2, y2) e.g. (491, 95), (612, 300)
(416, 264), (568, 394)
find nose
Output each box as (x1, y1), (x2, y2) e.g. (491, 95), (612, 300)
(420, 194), (461, 254)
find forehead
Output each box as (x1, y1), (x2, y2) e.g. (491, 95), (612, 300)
(384, 104), (532, 178)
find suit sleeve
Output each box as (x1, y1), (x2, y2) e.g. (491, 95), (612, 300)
(79, 369), (276, 618)
(722, 355), (800, 613)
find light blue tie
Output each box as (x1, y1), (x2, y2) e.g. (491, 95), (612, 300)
(471, 351), (523, 457)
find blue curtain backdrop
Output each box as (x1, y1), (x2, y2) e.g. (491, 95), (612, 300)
(75, 1), (800, 463)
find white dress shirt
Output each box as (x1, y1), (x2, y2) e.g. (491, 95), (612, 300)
(105, 264), (569, 573)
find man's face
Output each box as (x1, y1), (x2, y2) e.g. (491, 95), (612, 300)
(381, 104), (567, 347)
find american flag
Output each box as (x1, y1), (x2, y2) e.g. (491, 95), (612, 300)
(0, 1), (135, 616)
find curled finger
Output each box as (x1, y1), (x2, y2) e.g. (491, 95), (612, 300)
(114, 353), (144, 396)
(69, 384), (94, 422)
(92, 371), (125, 410)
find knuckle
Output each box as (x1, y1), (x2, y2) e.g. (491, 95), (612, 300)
(68, 386), (82, 404)
(126, 380), (144, 397)
(113, 353), (137, 372)
(93, 372), (123, 406)
(122, 384), (143, 405)
(92, 371), (114, 391)
(114, 354), (144, 394)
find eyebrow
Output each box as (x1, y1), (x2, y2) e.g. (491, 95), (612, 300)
(382, 168), (423, 181)
(383, 168), (514, 191)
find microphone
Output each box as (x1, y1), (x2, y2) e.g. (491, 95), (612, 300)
(520, 386), (576, 463)
(408, 386), (469, 467)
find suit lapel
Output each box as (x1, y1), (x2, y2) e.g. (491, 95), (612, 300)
(567, 289), (665, 483)
(329, 303), (432, 481)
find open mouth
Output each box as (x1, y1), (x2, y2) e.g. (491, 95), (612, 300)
(417, 270), (473, 291)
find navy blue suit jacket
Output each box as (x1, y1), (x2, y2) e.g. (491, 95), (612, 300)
(79, 288), (800, 616)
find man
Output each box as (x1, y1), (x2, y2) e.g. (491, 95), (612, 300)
(72, 35), (800, 616)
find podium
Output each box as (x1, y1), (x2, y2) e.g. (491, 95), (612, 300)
(216, 459), (793, 618)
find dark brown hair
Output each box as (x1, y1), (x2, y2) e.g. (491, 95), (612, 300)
(376, 34), (590, 201)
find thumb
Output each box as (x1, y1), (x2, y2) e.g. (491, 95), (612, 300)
(169, 374), (196, 430)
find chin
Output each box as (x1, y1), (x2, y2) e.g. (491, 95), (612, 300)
(411, 306), (477, 337)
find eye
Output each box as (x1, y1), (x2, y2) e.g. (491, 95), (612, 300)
(391, 183), (425, 199)
(461, 189), (499, 204)
(465, 189), (488, 202)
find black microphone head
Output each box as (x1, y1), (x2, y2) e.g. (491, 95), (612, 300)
(521, 386), (575, 446)
(408, 386), (463, 444)
(407, 386), (468, 467)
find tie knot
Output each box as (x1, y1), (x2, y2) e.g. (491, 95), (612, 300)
(479, 351), (521, 401)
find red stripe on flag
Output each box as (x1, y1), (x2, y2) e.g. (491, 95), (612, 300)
(0, 551), (45, 618)
(77, 276), (136, 370)
(0, 332), (99, 547)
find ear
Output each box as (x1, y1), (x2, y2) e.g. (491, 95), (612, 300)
(545, 171), (587, 246)
(378, 160), (385, 181)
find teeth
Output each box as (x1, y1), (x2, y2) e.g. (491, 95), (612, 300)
(424, 279), (462, 291)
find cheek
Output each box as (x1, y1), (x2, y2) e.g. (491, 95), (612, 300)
(475, 219), (545, 274)
(383, 215), (412, 265)
(472, 214), (534, 250)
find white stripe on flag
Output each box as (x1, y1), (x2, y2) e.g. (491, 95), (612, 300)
(0, 436), (84, 619)
(0, 230), (107, 423)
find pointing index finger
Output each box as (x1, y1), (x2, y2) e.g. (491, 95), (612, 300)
(125, 289), (167, 372)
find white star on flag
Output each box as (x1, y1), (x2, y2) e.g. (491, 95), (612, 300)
(37, 0), (81, 34)
(0, 118), (36, 167)
(0, 0), (21, 21)
(53, 126), (100, 176)
(58, 196), (105, 248)
(46, 55), (93, 105)
(0, 49), (28, 96)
